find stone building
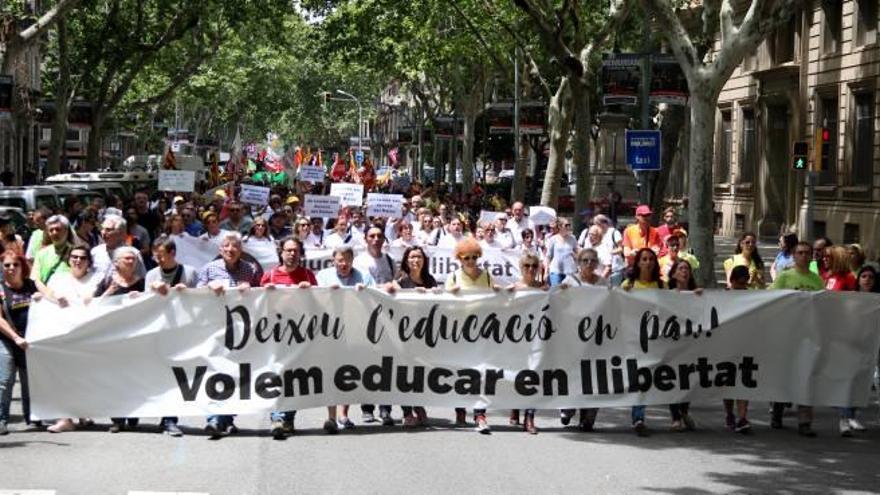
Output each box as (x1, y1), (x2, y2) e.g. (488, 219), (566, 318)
(711, 0), (879, 256)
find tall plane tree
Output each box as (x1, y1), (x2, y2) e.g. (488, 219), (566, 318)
(641, 0), (802, 287)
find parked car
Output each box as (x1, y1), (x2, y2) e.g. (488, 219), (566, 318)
(0, 186), (64, 212)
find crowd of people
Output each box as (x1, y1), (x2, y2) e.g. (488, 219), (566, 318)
(0, 180), (877, 440)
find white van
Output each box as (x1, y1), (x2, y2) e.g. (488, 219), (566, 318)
(46, 172), (157, 199)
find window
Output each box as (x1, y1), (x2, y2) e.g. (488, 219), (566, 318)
(855, 0), (878, 47)
(813, 221), (827, 240)
(41, 128), (51, 142)
(843, 223), (860, 244)
(852, 92), (875, 185)
(770, 15), (796, 64)
(822, 0), (842, 53)
(65, 129), (81, 142)
(818, 96), (838, 185)
(735, 214), (745, 234)
(739, 109), (756, 183)
(717, 111), (732, 184)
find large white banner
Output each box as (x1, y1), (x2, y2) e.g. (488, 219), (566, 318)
(27, 288), (880, 419)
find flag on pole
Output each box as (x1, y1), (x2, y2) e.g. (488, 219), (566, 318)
(162, 147), (177, 170)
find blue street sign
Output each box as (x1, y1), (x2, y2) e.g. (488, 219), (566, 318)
(355, 150), (364, 165)
(625, 130), (662, 171)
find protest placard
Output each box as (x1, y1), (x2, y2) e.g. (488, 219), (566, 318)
(330, 183), (364, 207)
(479, 210), (503, 224)
(529, 206), (557, 225)
(299, 166), (325, 184)
(304, 194), (341, 218)
(366, 193), (403, 218)
(240, 184), (271, 206)
(158, 170), (196, 192)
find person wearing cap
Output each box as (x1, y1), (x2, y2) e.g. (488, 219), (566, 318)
(658, 230), (700, 282)
(623, 205), (661, 266)
(199, 211), (231, 246)
(169, 196), (186, 216)
(271, 211), (294, 239)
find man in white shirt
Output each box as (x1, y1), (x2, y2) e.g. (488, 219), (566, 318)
(352, 225), (397, 426)
(494, 213), (517, 249)
(437, 217), (466, 248)
(479, 220), (503, 250)
(507, 202), (534, 243)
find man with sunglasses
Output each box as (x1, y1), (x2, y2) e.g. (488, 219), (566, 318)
(623, 205), (661, 267)
(769, 241), (824, 437)
(353, 225), (397, 426)
(219, 200), (254, 235)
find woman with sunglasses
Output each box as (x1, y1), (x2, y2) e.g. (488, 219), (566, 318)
(557, 248), (608, 430)
(390, 246), (437, 427)
(544, 217), (578, 287)
(506, 253), (548, 434)
(446, 238), (499, 434)
(42, 246), (101, 432)
(0, 251), (39, 435)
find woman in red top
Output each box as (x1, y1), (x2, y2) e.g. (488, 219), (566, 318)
(822, 245), (857, 291)
(822, 244), (861, 437)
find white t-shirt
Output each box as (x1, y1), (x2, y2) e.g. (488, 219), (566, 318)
(495, 229), (517, 249)
(507, 216), (535, 243)
(47, 270), (102, 301)
(561, 272), (610, 287)
(545, 234), (578, 275)
(353, 251), (396, 284)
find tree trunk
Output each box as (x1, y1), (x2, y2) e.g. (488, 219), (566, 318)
(85, 111), (106, 170)
(570, 78), (592, 232)
(688, 93), (716, 288)
(447, 121), (458, 186)
(47, 18), (72, 176)
(511, 135), (529, 203)
(461, 110), (477, 192)
(650, 103), (686, 213)
(541, 78), (572, 207)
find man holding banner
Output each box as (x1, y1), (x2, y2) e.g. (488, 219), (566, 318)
(260, 237), (320, 439)
(353, 225), (398, 425)
(197, 232), (262, 439)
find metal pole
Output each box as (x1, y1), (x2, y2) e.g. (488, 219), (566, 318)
(805, 171), (815, 241)
(357, 100), (363, 155)
(639, 51), (652, 207)
(514, 47), (521, 175)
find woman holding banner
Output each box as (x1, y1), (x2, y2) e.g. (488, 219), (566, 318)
(621, 248), (666, 436)
(446, 238), (499, 434)
(42, 245), (101, 433)
(666, 259), (701, 432)
(506, 252), (547, 434)
(93, 246), (145, 434)
(0, 251), (40, 435)
(559, 248), (607, 431)
(391, 246), (437, 427)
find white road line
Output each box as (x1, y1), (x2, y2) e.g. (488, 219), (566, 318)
(0, 491), (56, 495)
(127, 492), (210, 495)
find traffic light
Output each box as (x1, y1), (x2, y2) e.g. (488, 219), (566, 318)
(814, 127), (831, 172)
(792, 141), (809, 170)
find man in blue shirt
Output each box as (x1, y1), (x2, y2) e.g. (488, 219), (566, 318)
(316, 246), (372, 430)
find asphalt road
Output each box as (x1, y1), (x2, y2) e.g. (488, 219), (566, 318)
(2, 401), (880, 495)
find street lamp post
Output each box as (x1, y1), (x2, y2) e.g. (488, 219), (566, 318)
(336, 89), (362, 155)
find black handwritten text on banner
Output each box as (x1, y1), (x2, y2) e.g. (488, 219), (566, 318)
(27, 288), (880, 419)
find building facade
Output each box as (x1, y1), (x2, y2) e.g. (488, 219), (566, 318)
(713, 0), (879, 257)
